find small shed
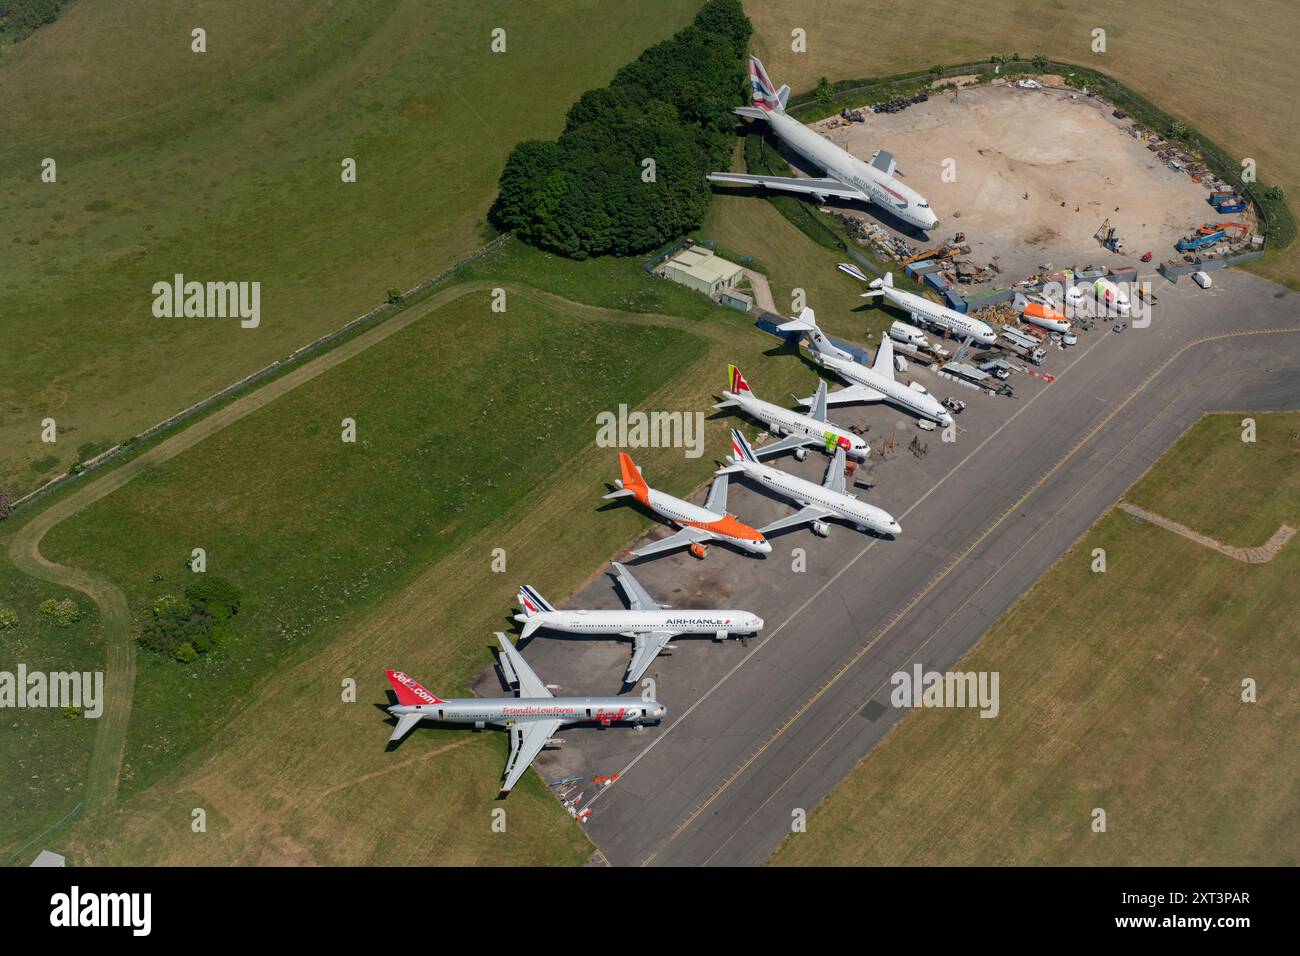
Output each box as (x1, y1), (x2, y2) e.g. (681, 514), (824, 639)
(662, 245), (743, 295)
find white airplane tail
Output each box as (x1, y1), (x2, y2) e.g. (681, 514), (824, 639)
(872, 333), (897, 380)
(777, 308), (852, 363)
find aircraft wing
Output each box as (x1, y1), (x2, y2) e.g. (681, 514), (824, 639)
(706, 172), (868, 202)
(625, 631), (675, 684)
(612, 561), (660, 611)
(500, 718), (564, 794)
(495, 632), (552, 699)
(760, 505), (836, 536)
(753, 432), (817, 459)
(823, 446), (849, 496)
(630, 525), (709, 559)
(816, 384), (884, 407)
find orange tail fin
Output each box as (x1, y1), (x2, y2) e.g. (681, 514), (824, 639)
(618, 452), (649, 497)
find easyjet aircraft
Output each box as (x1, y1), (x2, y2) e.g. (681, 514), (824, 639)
(603, 451), (770, 559)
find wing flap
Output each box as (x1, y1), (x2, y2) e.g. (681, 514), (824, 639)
(495, 632), (551, 699)
(500, 719), (564, 794)
(760, 505), (835, 536)
(612, 562), (660, 612)
(626, 632), (675, 685)
(631, 526), (708, 559)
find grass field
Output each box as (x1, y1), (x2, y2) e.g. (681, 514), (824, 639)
(8, 225), (841, 864)
(770, 412), (1300, 866)
(743, 0), (1300, 287)
(0, 551), (102, 860)
(0, 0), (701, 496)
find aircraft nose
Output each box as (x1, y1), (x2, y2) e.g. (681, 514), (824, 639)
(755, 539), (772, 554)
(889, 522), (902, 536)
(754, 616), (765, 630)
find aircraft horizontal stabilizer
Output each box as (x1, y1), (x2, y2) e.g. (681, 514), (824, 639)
(388, 712), (424, 745)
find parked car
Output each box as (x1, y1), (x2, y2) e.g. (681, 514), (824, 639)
(942, 397), (966, 414)
(1113, 322), (1128, 333)
(1192, 271), (1213, 289)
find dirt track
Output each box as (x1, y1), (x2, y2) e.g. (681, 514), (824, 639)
(5, 279), (728, 839)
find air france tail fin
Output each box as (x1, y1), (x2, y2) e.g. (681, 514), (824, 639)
(517, 586), (554, 616)
(729, 428), (760, 465)
(386, 670), (444, 706)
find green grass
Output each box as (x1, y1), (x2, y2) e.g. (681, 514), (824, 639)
(0, 0), (702, 496)
(0, 539), (102, 858)
(770, 412), (1300, 866)
(39, 292), (706, 799)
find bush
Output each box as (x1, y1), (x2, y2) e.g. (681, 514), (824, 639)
(138, 576), (243, 661)
(37, 598), (80, 627)
(491, 0), (751, 258)
(0, 607), (17, 630)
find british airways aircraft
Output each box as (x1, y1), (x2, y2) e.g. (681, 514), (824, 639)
(707, 56), (938, 233)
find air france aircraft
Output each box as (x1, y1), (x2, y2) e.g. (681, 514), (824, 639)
(384, 634), (665, 795)
(603, 451), (771, 559)
(776, 308), (954, 428)
(719, 429), (901, 539)
(839, 263), (997, 346)
(515, 562), (763, 684)
(714, 364), (869, 461)
(707, 57), (938, 233)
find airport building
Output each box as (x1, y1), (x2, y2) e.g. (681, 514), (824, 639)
(662, 245), (743, 296)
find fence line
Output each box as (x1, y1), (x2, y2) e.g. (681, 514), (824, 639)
(3, 234), (513, 521)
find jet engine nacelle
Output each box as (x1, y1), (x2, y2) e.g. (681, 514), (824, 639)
(474, 720), (486, 729)
(714, 629), (729, 642)
(812, 520), (831, 537)
(795, 447), (808, 462)
(613, 478), (624, 489)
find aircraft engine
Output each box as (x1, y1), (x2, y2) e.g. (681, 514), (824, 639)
(812, 520), (830, 537)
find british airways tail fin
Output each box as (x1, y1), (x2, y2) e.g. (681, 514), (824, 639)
(747, 56), (785, 113)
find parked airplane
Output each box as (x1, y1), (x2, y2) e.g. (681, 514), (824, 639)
(719, 429), (901, 539)
(714, 364), (869, 461)
(776, 308), (954, 427)
(839, 263), (997, 345)
(706, 56), (938, 233)
(384, 634), (666, 794)
(515, 562), (763, 684)
(604, 452), (771, 559)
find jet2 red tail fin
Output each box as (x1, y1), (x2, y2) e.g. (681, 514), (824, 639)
(386, 670), (444, 706)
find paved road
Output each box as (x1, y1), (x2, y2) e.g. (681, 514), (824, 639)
(524, 269), (1300, 865)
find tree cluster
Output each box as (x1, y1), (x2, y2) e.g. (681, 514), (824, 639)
(492, 0), (752, 258)
(138, 576), (243, 663)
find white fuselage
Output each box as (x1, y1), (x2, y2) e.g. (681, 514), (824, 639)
(515, 609), (763, 638)
(723, 389), (869, 460)
(387, 697), (664, 729)
(736, 459), (901, 536)
(889, 320), (930, 347)
(766, 111), (938, 232)
(635, 486), (771, 555)
(879, 285), (996, 345)
(819, 352), (953, 428)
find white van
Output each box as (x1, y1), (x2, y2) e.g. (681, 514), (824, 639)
(1192, 271), (1213, 289)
